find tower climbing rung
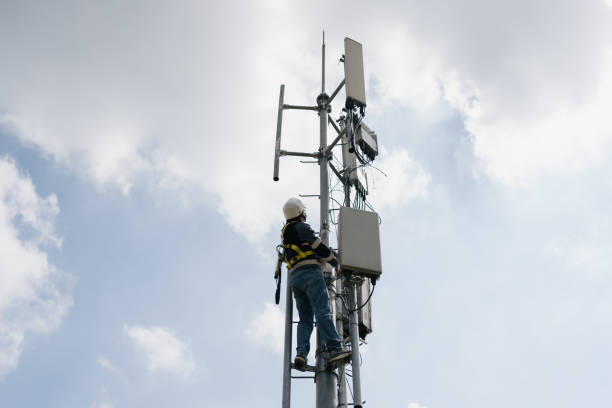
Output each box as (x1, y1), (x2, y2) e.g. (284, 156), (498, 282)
(290, 363), (316, 372)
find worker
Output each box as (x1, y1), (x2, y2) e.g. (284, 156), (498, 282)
(281, 197), (351, 369)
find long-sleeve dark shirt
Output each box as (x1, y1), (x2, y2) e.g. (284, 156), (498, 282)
(282, 221), (336, 270)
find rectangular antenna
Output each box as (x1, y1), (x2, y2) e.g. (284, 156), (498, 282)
(338, 206), (382, 279)
(344, 38), (366, 108)
(273, 84), (285, 181)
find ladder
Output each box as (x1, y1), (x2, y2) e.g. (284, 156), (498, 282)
(281, 271), (364, 408)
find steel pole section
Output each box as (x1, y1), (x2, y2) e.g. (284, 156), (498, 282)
(281, 270), (293, 408)
(348, 280), (363, 408)
(334, 103), (348, 406)
(338, 117), (351, 207)
(316, 35), (337, 407)
(335, 271), (348, 407)
(340, 114), (363, 406)
(315, 92), (338, 408)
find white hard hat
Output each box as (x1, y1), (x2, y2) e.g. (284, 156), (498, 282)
(283, 197), (306, 220)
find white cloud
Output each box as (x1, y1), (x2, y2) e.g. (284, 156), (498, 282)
(1, 0), (612, 243)
(0, 156), (72, 380)
(565, 243), (612, 276)
(368, 26), (443, 112)
(90, 388), (114, 408)
(245, 302), (285, 354)
(97, 356), (115, 373)
(547, 226), (612, 280)
(407, 403), (428, 408)
(0, 0), (324, 243)
(368, 149), (430, 212)
(124, 325), (196, 380)
(340, 1), (612, 188)
(371, 0), (612, 187)
(442, 53), (612, 186)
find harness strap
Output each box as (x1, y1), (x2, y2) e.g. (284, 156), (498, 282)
(281, 221), (296, 237)
(281, 221), (315, 268)
(283, 243), (314, 267)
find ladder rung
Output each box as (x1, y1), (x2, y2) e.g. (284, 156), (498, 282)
(290, 363), (316, 372)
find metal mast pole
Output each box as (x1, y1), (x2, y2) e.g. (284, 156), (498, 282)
(347, 280), (363, 407)
(281, 274), (293, 408)
(315, 31), (338, 408)
(275, 33), (375, 408)
(336, 116), (349, 407)
(340, 111), (364, 408)
(339, 116), (351, 208)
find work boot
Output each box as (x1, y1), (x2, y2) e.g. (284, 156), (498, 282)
(328, 348), (351, 364)
(294, 354), (307, 370)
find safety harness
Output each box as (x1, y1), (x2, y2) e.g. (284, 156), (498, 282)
(281, 221), (315, 268)
(274, 221), (316, 304)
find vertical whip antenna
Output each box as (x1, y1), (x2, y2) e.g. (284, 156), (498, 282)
(322, 30), (326, 93)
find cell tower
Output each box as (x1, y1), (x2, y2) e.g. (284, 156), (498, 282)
(273, 33), (382, 408)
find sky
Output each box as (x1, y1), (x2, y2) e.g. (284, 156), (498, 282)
(1, 0), (612, 407)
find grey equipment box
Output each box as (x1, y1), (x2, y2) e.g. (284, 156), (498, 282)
(341, 278), (373, 339)
(341, 126), (358, 184)
(355, 121), (378, 161)
(338, 207), (382, 279)
(357, 277), (373, 338)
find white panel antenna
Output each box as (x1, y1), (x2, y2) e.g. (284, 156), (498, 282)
(344, 38), (366, 108)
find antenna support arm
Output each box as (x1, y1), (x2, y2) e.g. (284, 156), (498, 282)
(328, 161), (344, 183)
(328, 79), (345, 105)
(283, 104), (319, 111)
(280, 150), (319, 158)
(326, 117), (347, 154)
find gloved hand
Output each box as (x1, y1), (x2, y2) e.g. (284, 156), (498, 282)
(329, 257), (338, 268)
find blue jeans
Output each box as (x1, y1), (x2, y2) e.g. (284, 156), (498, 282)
(290, 264), (342, 356)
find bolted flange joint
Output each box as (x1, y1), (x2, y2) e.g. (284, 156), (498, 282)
(316, 93), (331, 113)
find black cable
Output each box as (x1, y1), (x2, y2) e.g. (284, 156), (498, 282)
(349, 281), (376, 313)
(346, 376), (354, 401)
(328, 285), (350, 313)
(349, 124), (369, 166)
(352, 114), (374, 168)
